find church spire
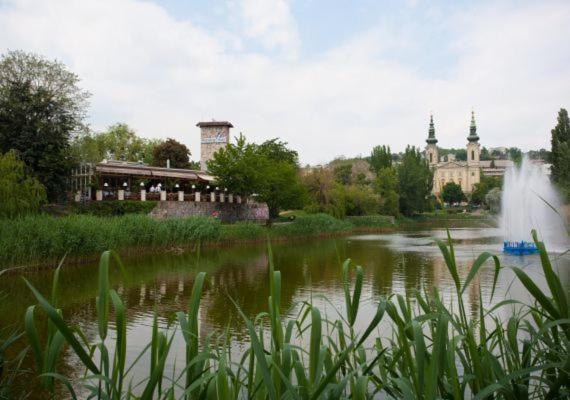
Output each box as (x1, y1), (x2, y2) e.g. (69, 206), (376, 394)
(467, 110), (479, 142)
(426, 114), (438, 144)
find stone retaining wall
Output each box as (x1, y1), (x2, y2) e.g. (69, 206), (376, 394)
(149, 201), (269, 223)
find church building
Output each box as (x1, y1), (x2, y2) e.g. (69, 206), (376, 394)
(425, 112), (481, 195)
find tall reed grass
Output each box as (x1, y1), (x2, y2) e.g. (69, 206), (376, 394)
(1, 213), (379, 268)
(19, 230), (569, 399)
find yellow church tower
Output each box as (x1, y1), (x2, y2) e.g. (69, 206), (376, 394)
(466, 111), (481, 192)
(425, 114), (438, 165)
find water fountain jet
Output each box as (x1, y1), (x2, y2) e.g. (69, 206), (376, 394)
(501, 157), (567, 255)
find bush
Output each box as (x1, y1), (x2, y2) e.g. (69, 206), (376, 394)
(72, 201), (158, 216)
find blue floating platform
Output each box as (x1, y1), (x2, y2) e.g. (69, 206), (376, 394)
(503, 241), (539, 255)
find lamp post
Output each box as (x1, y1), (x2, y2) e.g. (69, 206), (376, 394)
(140, 182), (146, 201)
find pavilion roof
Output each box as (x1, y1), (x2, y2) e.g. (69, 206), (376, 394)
(95, 160), (216, 182)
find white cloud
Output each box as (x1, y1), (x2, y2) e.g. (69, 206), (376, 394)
(0, 0), (568, 165)
(233, 0), (299, 58)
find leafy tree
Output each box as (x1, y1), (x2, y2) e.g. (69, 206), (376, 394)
(369, 145), (392, 174)
(188, 160), (201, 170)
(441, 182), (465, 205)
(344, 185), (380, 216)
(550, 108), (570, 191)
(301, 168), (346, 218)
(471, 174), (501, 205)
(527, 148), (551, 161)
(333, 163), (353, 185)
(397, 146), (433, 216)
(374, 167), (399, 216)
(258, 138), (299, 165)
(508, 147), (522, 164)
(480, 147), (491, 161)
(0, 51), (89, 201)
(207, 134), (305, 218)
(0, 150), (46, 218)
(72, 124), (160, 164)
(438, 148), (467, 161)
(152, 138), (190, 169)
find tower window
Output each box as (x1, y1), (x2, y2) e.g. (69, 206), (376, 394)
(429, 153), (433, 163)
(471, 150), (475, 160)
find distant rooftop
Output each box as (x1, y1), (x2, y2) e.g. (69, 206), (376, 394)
(196, 121), (233, 128)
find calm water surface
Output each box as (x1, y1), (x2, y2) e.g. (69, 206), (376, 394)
(2, 224), (569, 398)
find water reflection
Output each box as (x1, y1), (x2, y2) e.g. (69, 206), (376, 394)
(1, 227), (568, 398)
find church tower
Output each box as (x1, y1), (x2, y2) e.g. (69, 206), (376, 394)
(425, 114), (438, 166)
(466, 111), (481, 192)
(466, 111), (480, 166)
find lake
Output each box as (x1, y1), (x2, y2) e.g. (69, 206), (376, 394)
(2, 224), (569, 398)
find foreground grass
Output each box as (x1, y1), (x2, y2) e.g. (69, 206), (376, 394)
(0, 214), (395, 268)
(9, 230), (569, 399)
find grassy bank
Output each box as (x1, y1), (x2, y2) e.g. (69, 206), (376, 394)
(6, 232), (568, 399)
(0, 214), (398, 269)
(1, 212), (490, 269)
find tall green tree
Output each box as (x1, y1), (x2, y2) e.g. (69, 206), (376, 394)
(0, 150), (46, 218)
(550, 108), (570, 190)
(152, 138), (190, 168)
(441, 182), (465, 205)
(207, 135), (305, 218)
(72, 124), (160, 164)
(369, 145), (392, 174)
(374, 167), (399, 216)
(258, 138), (299, 165)
(0, 51), (89, 201)
(397, 146), (433, 216)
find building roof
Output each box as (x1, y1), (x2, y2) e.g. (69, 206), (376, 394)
(95, 160), (216, 182)
(196, 121), (234, 128)
(480, 160), (514, 168)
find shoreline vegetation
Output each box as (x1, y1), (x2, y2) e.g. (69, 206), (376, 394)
(0, 212), (491, 270)
(8, 232), (569, 399)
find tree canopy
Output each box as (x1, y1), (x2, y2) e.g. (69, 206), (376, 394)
(441, 182), (465, 205)
(369, 145), (392, 174)
(207, 135), (305, 218)
(0, 51), (89, 201)
(0, 150), (46, 218)
(152, 138), (190, 169)
(397, 146), (433, 216)
(470, 174), (501, 206)
(550, 108), (570, 193)
(374, 167), (399, 216)
(72, 123), (160, 164)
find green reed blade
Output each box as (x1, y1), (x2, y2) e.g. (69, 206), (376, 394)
(24, 305), (43, 374)
(511, 267), (560, 319)
(39, 372), (78, 400)
(23, 278), (100, 375)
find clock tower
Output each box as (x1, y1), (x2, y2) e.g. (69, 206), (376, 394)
(197, 120), (233, 171)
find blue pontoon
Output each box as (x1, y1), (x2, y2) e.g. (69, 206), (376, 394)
(503, 241), (538, 255)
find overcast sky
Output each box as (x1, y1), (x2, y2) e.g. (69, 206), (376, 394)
(1, 0), (568, 164)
